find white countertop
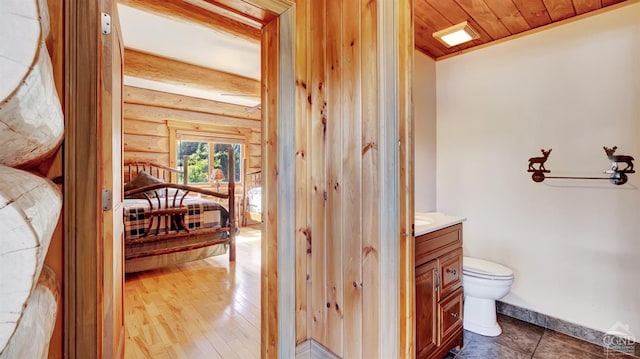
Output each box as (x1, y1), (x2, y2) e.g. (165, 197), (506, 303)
(415, 212), (466, 236)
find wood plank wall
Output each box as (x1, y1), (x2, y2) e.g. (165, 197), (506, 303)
(122, 86), (262, 173)
(292, 0), (396, 357)
(360, 0), (381, 357)
(293, 0), (310, 348)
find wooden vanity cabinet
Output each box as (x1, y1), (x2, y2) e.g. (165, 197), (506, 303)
(415, 223), (464, 359)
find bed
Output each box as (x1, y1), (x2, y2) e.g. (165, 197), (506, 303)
(243, 170), (262, 226)
(122, 149), (236, 273)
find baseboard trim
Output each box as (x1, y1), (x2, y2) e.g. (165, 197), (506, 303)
(497, 301), (639, 357)
(295, 340), (311, 359)
(295, 339), (341, 359)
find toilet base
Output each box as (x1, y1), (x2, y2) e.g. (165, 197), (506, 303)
(463, 297), (502, 337)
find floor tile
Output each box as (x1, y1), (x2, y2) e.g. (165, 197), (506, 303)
(452, 314), (639, 359)
(533, 330), (605, 359)
(455, 338), (531, 359)
(463, 329), (474, 347)
(461, 315), (544, 356)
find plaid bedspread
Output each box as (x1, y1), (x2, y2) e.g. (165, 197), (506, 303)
(123, 197), (229, 242)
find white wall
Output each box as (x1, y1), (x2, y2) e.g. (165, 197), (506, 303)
(413, 50), (437, 212)
(436, 4), (640, 334)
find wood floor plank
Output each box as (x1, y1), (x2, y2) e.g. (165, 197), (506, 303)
(124, 226), (262, 358)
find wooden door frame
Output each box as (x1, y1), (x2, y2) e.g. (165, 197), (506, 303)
(64, 1), (102, 357)
(259, 3), (296, 358)
(379, 0), (414, 358)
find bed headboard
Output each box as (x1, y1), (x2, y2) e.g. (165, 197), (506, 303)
(123, 155), (189, 185)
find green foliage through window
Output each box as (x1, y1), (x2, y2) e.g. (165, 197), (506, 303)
(177, 140), (242, 184)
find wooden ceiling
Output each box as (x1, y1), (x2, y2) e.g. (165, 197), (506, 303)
(415, 0), (628, 59)
(118, 0), (265, 108)
(118, 0), (278, 43)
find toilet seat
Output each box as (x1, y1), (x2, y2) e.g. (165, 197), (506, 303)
(463, 257), (513, 280)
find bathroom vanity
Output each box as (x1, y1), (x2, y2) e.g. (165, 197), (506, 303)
(414, 213), (465, 359)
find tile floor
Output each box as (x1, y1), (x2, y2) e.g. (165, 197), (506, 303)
(444, 315), (638, 359)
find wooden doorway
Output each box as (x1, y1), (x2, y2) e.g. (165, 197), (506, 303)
(65, 1), (295, 358)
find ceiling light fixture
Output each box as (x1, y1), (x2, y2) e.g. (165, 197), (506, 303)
(433, 21), (479, 47)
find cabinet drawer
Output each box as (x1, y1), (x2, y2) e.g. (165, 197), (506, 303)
(439, 248), (462, 300)
(415, 224), (462, 267)
(438, 287), (463, 344)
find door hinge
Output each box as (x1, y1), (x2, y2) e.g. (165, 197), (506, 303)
(101, 13), (111, 35)
(102, 189), (112, 211)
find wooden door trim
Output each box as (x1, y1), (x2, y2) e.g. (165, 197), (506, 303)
(259, 3), (295, 357)
(378, 0), (400, 357)
(398, 0), (415, 357)
(276, 7), (295, 358)
(64, 1), (102, 358)
(378, 0), (414, 358)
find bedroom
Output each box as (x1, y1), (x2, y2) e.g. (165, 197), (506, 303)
(117, 1), (265, 357)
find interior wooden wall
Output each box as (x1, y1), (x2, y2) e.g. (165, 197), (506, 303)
(291, 0), (393, 357)
(289, 0), (415, 357)
(123, 116), (170, 165)
(122, 86), (262, 173)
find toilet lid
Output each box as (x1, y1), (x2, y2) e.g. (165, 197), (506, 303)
(463, 257), (513, 277)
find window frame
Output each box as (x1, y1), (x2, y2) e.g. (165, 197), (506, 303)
(169, 127), (246, 187)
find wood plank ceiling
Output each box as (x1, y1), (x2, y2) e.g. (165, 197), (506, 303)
(415, 0), (628, 59)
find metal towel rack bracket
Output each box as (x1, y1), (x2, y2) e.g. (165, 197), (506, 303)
(527, 146), (635, 185)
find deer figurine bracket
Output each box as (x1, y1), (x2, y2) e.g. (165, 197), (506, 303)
(527, 146), (635, 185)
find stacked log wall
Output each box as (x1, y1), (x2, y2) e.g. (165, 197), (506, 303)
(0, 0), (65, 357)
(123, 86), (262, 175)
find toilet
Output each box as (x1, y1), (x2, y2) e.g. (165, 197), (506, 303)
(462, 256), (514, 337)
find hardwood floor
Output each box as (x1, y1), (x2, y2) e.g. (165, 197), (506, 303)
(124, 226), (261, 358)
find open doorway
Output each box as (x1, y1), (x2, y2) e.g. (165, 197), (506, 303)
(117, 2), (264, 357)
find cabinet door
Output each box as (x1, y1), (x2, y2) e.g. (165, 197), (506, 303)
(416, 260), (439, 358)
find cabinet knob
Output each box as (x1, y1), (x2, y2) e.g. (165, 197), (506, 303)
(446, 268), (457, 276)
(450, 312), (459, 319)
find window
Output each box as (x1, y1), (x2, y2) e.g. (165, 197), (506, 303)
(177, 139), (242, 185)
